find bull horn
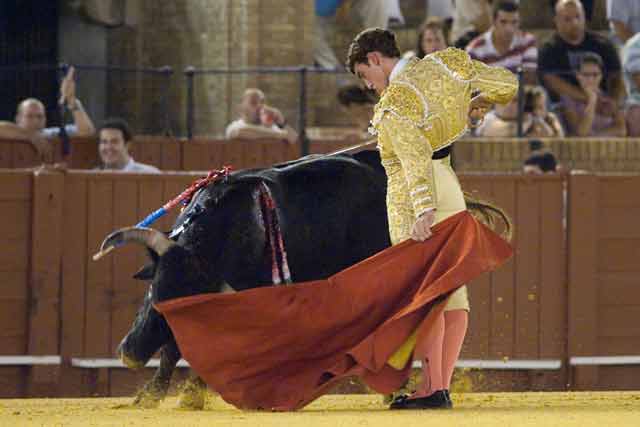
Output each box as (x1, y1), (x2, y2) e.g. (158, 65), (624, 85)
(93, 227), (176, 261)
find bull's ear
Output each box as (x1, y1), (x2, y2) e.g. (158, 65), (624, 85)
(133, 263), (155, 281)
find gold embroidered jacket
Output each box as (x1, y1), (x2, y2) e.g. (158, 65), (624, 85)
(371, 48), (518, 217)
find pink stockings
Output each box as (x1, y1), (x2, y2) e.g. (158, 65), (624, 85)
(412, 309), (468, 397)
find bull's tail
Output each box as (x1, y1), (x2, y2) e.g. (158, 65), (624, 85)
(464, 192), (513, 242)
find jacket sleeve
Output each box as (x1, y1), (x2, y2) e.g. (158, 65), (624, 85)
(377, 111), (436, 217)
(471, 59), (519, 105)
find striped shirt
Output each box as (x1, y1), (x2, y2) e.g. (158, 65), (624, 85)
(466, 29), (538, 72)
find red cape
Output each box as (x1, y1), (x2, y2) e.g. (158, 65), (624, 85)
(155, 211), (512, 411)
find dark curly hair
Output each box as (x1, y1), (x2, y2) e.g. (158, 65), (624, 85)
(99, 117), (133, 142)
(346, 28), (401, 74)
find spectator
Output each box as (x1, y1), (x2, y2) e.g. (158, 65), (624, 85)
(96, 118), (160, 173)
(607, 0), (640, 45)
(475, 98), (520, 137)
(450, 0), (492, 49)
(466, 1), (537, 83)
(523, 140), (559, 174)
(549, 0), (594, 22)
(0, 66), (95, 159)
(336, 84), (377, 142)
(539, 0), (625, 105)
(225, 88), (298, 143)
(410, 17), (449, 59)
(522, 86), (565, 137)
(314, 0), (404, 69)
(622, 32), (640, 136)
(562, 53), (627, 137)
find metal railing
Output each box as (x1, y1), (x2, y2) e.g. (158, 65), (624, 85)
(183, 66), (349, 156)
(2, 63), (607, 155)
(0, 63), (175, 135)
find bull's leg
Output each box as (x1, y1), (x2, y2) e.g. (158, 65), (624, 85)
(178, 375), (208, 410)
(133, 341), (181, 408)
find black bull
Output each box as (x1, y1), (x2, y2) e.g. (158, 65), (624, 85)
(103, 150), (394, 404)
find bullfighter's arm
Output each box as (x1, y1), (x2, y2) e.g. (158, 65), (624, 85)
(470, 59), (519, 106)
(377, 112), (436, 218)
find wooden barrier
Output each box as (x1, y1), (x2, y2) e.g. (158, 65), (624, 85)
(458, 174), (567, 391)
(0, 170), (638, 397)
(568, 173), (640, 391)
(2, 136), (640, 173)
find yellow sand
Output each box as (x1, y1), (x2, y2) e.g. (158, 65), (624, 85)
(1, 392), (639, 427)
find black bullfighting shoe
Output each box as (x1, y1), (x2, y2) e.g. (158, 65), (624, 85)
(389, 390), (452, 410)
(444, 389), (453, 408)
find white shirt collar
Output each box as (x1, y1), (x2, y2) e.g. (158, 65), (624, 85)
(122, 157), (136, 171)
(389, 57), (410, 82)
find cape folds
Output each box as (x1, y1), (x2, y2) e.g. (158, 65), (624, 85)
(155, 210), (513, 411)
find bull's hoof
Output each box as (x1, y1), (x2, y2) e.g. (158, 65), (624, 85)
(178, 378), (207, 410)
(131, 385), (166, 409)
(133, 393), (163, 409)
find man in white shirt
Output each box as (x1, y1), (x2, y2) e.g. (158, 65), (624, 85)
(97, 118), (160, 173)
(225, 88), (297, 143)
(466, 0), (537, 83)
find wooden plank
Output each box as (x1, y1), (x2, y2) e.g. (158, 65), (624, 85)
(597, 273), (640, 306)
(596, 366), (640, 390)
(84, 178), (114, 357)
(223, 140), (248, 170)
(0, 272), (29, 354)
(27, 171), (65, 395)
(598, 207), (640, 238)
(538, 178), (567, 360)
(597, 306), (640, 338)
(598, 177), (640, 207)
(0, 367), (26, 397)
(181, 140), (208, 171)
(28, 172), (65, 355)
(12, 142), (39, 168)
(514, 177), (541, 359)
(205, 141), (227, 170)
(161, 138), (181, 170)
(488, 177), (517, 359)
(70, 138), (99, 169)
(134, 138), (162, 169)
(60, 173), (88, 358)
(0, 171), (32, 201)
(0, 239), (29, 271)
(597, 238), (640, 273)
(242, 140), (262, 169)
(567, 173), (599, 389)
(598, 336), (640, 355)
(110, 178), (141, 353)
(0, 141), (12, 167)
(1, 201), (31, 240)
(459, 176), (493, 359)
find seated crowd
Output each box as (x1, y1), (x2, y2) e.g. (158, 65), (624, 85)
(2, 0), (640, 176)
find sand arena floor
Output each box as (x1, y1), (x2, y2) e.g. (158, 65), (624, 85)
(1, 392), (639, 427)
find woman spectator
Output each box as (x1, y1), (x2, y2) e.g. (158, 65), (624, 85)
(414, 17), (449, 59)
(562, 53), (627, 137)
(523, 86), (565, 137)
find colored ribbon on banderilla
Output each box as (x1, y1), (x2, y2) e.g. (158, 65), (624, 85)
(93, 166), (232, 260)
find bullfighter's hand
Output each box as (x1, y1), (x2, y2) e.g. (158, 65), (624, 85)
(411, 209), (436, 242)
(469, 95), (492, 128)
